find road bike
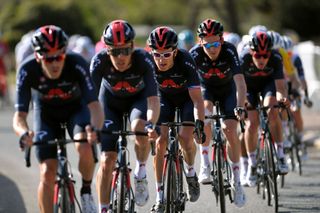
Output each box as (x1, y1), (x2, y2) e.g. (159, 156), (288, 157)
(160, 108), (194, 213)
(205, 101), (234, 213)
(24, 123), (98, 213)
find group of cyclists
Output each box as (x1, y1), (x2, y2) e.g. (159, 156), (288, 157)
(12, 18), (312, 213)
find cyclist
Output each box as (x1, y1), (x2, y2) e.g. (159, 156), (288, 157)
(240, 31), (290, 187)
(147, 26), (205, 212)
(0, 34), (9, 106)
(12, 25), (104, 213)
(190, 19), (247, 208)
(90, 20), (160, 212)
(178, 29), (196, 51)
(223, 32), (241, 49)
(283, 35), (313, 159)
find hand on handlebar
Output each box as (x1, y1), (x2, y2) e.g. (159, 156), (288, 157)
(193, 119), (206, 144)
(279, 97), (291, 109)
(303, 97), (313, 108)
(234, 106), (247, 121)
(19, 131), (34, 151)
(85, 125), (99, 144)
(144, 122), (160, 141)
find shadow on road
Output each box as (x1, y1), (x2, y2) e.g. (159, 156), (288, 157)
(0, 174), (27, 213)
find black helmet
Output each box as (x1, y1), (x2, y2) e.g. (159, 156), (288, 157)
(197, 19), (223, 38)
(103, 20), (135, 46)
(32, 25), (68, 54)
(249, 31), (273, 53)
(148, 26), (178, 50)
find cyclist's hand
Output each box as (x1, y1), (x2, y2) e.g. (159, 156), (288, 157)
(19, 130), (34, 151)
(234, 106), (247, 121)
(303, 97), (313, 108)
(279, 97), (291, 109)
(145, 122), (160, 141)
(193, 119), (206, 144)
(85, 125), (99, 144)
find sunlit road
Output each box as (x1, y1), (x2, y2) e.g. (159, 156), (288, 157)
(1, 105), (320, 213)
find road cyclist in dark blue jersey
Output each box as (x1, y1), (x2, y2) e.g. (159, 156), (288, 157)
(13, 25), (104, 213)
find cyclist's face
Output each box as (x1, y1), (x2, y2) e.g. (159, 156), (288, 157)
(107, 43), (133, 72)
(39, 50), (66, 79)
(152, 48), (176, 71)
(251, 50), (271, 70)
(201, 35), (222, 61)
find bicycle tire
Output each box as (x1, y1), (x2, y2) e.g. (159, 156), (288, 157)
(216, 146), (226, 213)
(294, 135), (303, 176)
(176, 155), (186, 212)
(164, 158), (177, 213)
(117, 168), (126, 213)
(53, 182), (76, 213)
(265, 132), (279, 212)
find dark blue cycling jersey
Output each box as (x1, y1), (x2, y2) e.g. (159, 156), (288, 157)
(15, 52), (97, 113)
(154, 49), (200, 95)
(190, 41), (242, 87)
(90, 48), (158, 98)
(240, 49), (284, 91)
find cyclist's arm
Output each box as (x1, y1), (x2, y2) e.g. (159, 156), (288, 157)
(188, 87), (205, 121)
(12, 111), (30, 136)
(233, 73), (247, 107)
(146, 96), (160, 125)
(275, 78), (288, 101)
(87, 101), (104, 129)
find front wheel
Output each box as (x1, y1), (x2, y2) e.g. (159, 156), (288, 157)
(216, 146), (226, 213)
(53, 181), (76, 213)
(164, 158), (177, 213)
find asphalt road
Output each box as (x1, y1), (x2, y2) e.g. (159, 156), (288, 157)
(1, 105), (320, 213)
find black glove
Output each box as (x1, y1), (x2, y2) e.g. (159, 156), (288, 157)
(194, 119), (206, 144)
(303, 97), (313, 108)
(19, 131), (29, 149)
(145, 121), (161, 135)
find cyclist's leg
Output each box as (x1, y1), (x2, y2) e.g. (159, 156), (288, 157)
(68, 103), (98, 212)
(96, 102), (121, 211)
(34, 110), (59, 213)
(130, 98), (151, 206)
(244, 91), (260, 186)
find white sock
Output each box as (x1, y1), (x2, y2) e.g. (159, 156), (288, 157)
(200, 146), (210, 167)
(155, 182), (163, 202)
(276, 142), (285, 158)
(100, 204), (110, 212)
(248, 152), (257, 167)
(231, 161), (240, 184)
(240, 157), (248, 174)
(134, 160), (146, 179)
(185, 164), (196, 177)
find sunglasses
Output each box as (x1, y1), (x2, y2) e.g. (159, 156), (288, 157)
(43, 54), (65, 63)
(152, 50), (175, 58)
(252, 52), (271, 59)
(203, 41), (221, 49)
(108, 47), (133, 56)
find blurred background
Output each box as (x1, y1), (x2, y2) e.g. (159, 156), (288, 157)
(1, 0), (320, 109)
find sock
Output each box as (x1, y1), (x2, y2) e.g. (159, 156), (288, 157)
(134, 160), (146, 179)
(240, 157), (248, 173)
(248, 152), (257, 167)
(100, 204), (110, 212)
(185, 164), (196, 177)
(231, 162), (241, 184)
(81, 179), (92, 195)
(200, 146), (210, 167)
(155, 182), (163, 202)
(276, 142), (285, 158)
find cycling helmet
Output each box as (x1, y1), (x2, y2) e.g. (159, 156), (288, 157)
(267, 30), (281, 49)
(178, 29), (195, 49)
(32, 25), (68, 54)
(248, 25), (268, 36)
(224, 32), (241, 47)
(249, 31), (273, 53)
(282, 35), (294, 51)
(148, 26), (178, 50)
(103, 20), (135, 46)
(197, 19), (223, 38)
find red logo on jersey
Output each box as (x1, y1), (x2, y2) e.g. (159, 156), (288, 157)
(160, 79), (182, 89)
(44, 88), (72, 100)
(203, 68), (225, 79)
(251, 71), (269, 77)
(112, 81), (138, 93)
